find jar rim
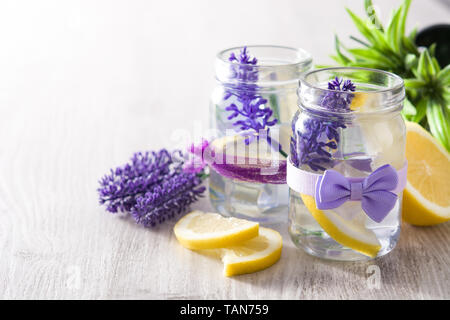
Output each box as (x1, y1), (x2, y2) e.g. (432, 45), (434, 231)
(215, 45), (312, 86)
(299, 67), (405, 116)
(217, 45), (313, 70)
(300, 67), (404, 94)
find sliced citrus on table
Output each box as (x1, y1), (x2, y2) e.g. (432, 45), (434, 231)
(220, 227), (282, 277)
(174, 211), (259, 250)
(300, 194), (381, 258)
(402, 121), (450, 226)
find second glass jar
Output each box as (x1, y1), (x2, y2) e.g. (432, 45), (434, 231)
(209, 45), (312, 223)
(288, 67), (406, 261)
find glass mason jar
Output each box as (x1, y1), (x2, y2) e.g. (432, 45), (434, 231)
(288, 67), (406, 261)
(209, 45), (312, 224)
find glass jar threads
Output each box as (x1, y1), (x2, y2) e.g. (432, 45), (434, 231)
(288, 67), (406, 260)
(209, 45), (312, 223)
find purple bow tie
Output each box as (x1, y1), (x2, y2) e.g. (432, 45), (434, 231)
(315, 164), (399, 223)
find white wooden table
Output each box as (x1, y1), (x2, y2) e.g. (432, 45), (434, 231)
(0, 0), (449, 299)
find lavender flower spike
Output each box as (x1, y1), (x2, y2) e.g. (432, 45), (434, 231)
(292, 78), (356, 171)
(131, 172), (206, 227)
(98, 149), (179, 213)
(98, 148), (206, 227)
(321, 77), (356, 111)
(225, 47), (275, 138)
(225, 46), (286, 155)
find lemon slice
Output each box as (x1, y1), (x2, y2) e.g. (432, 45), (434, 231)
(350, 92), (367, 110)
(220, 227), (282, 277)
(210, 132), (284, 163)
(174, 211), (259, 250)
(402, 122), (450, 226)
(300, 194), (381, 258)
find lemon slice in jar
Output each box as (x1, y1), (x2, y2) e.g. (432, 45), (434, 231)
(300, 194), (381, 258)
(210, 132), (284, 163)
(209, 133), (287, 184)
(350, 92), (367, 110)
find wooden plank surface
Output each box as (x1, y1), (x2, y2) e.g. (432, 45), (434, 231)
(0, 0), (449, 299)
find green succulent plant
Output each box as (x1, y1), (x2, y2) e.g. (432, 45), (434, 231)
(330, 0), (450, 151)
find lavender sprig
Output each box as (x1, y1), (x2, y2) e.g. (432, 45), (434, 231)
(98, 150), (179, 213)
(228, 47), (258, 82)
(131, 173), (206, 227)
(321, 77), (356, 111)
(292, 77), (356, 171)
(294, 120), (345, 171)
(224, 47), (286, 155)
(98, 149), (206, 227)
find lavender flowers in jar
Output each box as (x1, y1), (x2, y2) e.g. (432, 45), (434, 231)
(208, 45), (312, 223)
(288, 67), (406, 261)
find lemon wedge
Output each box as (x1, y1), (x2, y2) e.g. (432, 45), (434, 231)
(174, 211), (259, 250)
(210, 132), (285, 162)
(402, 121), (450, 226)
(350, 92), (367, 110)
(220, 227), (282, 277)
(300, 194), (381, 258)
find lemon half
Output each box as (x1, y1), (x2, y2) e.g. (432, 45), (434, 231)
(402, 121), (450, 226)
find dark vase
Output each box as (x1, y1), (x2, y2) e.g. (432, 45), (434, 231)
(415, 24), (450, 67)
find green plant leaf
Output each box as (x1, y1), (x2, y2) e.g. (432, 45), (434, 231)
(411, 98), (427, 123)
(385, 6), (402, 53)
(424, 50), (437, 76)
(315, 64), (333, 69)
(408, 26), (418, 40)
(411, 65), (420, 79)
(426, 99), (450, 151)
(402, 34), (419, 55)
(349, 35), (370, 47)
(417, 50), (433, 81)
(348, 48), (396, 68)
(402, 97), (416, 118)
(398, 0), (411, 37)
(346, 8), (377, 45)
(371, 27), (393, 53)
(333, 0), (449, 149)
(330, 55), (347, 65)
(334, 35), (351, 64)
(404, 53), (418, 71)
(437, 65), (450, 86)
(364, 0), (384, 31)
(432, 57), (441, 73)
(443, 86), (450, 105)
(428, 43), (437, 57)
(344, 60), (377, 68)
(404, 78), (426, 89)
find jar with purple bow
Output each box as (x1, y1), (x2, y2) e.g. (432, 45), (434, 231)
(288, 67), (406, 260)
(208, 45), (312, 223)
